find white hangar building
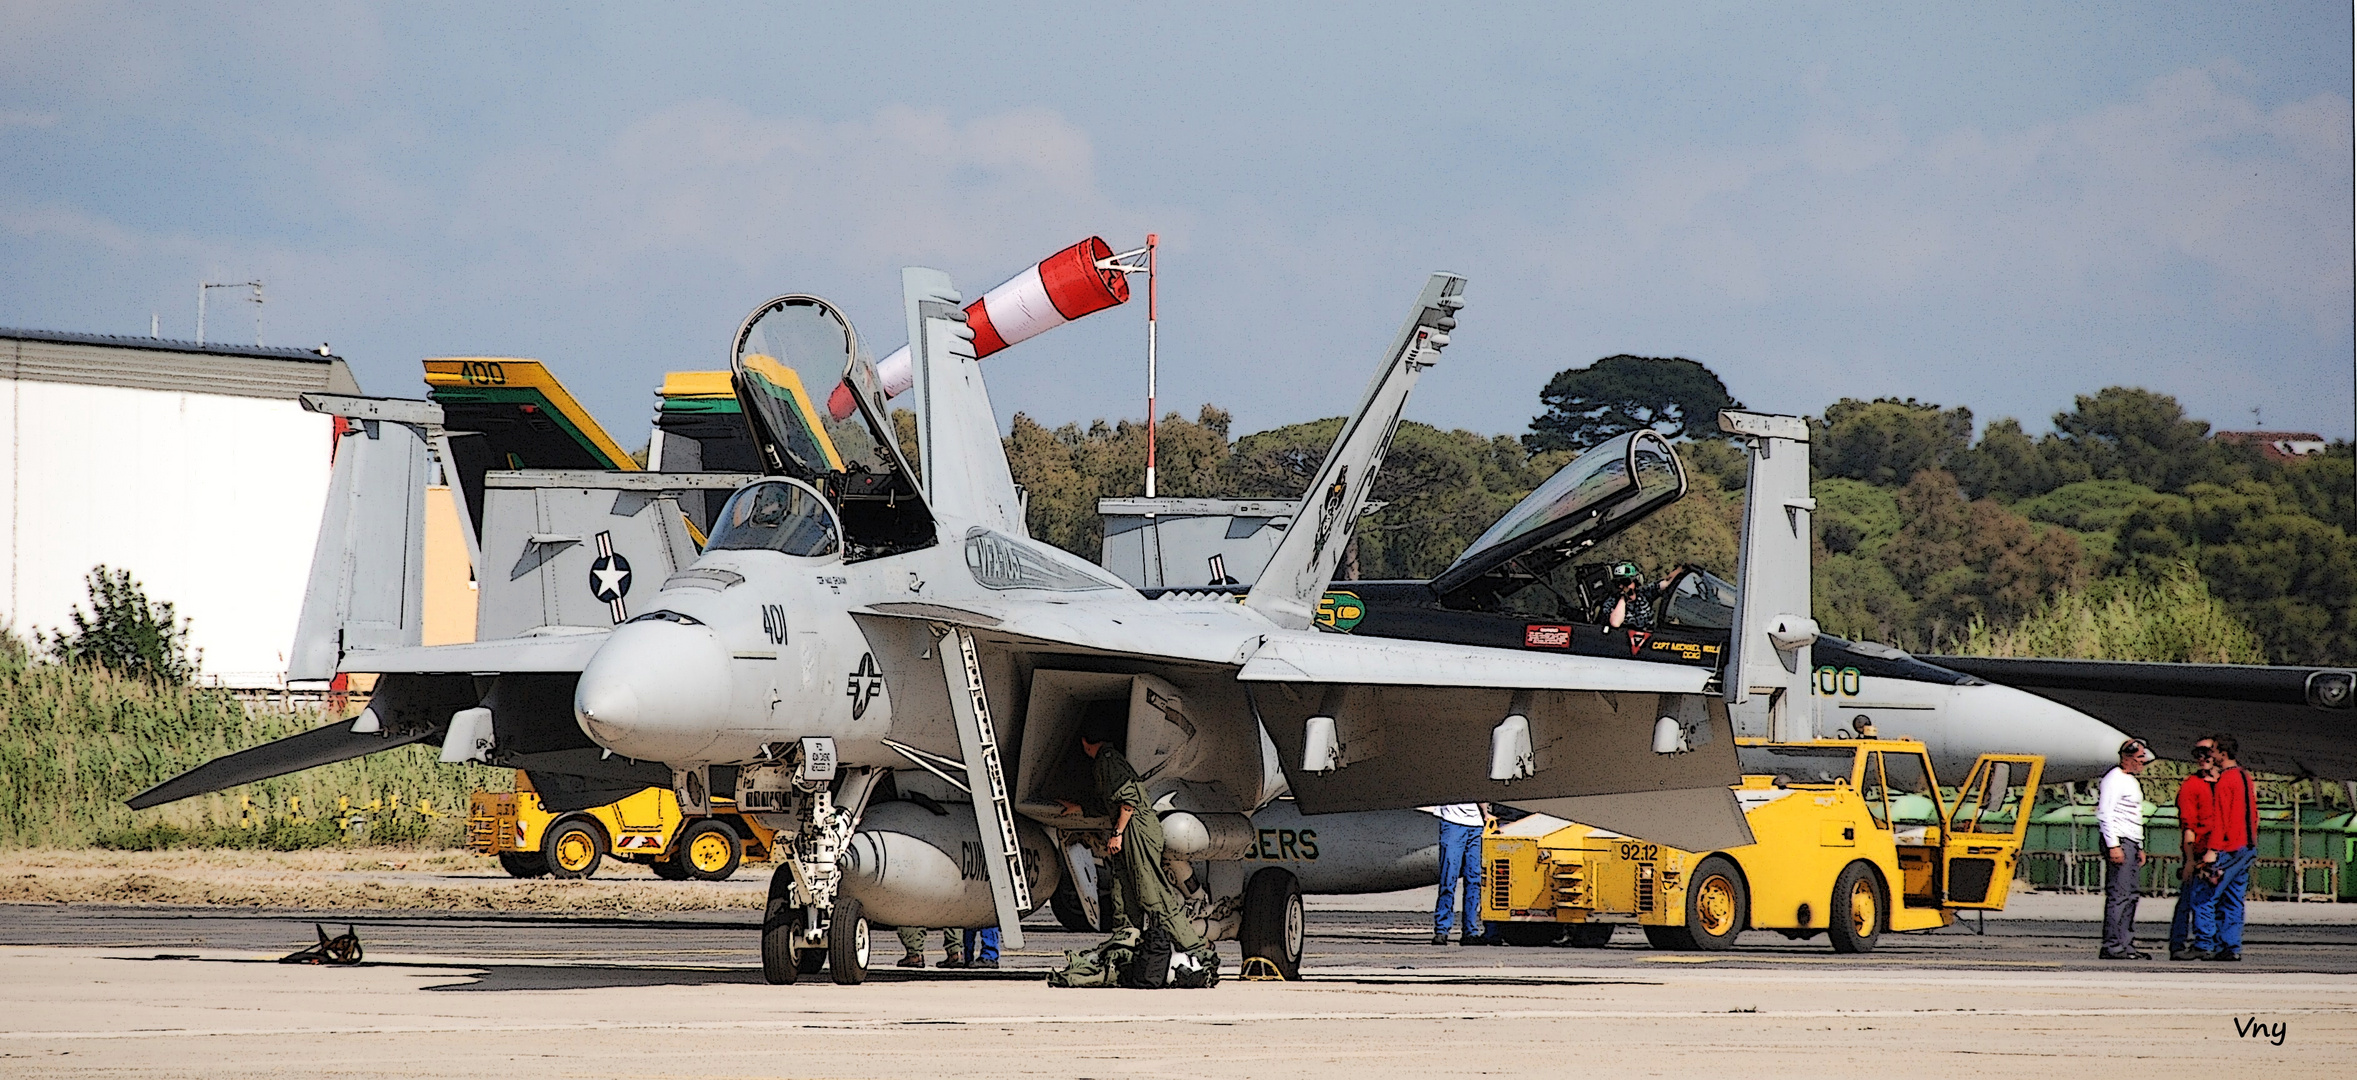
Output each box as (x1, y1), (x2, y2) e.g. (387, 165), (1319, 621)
(0, 328), (363, 687)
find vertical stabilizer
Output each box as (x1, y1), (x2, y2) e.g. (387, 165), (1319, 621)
(1720, 410), (1817, 740)
(288, 394), (440, 681)
(904, 268), (1026, 535)
(1245, 273), (1465, 630)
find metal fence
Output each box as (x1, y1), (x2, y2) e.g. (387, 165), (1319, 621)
(2022, 850), (2341, 901)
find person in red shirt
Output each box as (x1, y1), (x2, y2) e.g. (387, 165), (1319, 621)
(2168, 739), (2219, 961)
(2187, 733), (2259, 961)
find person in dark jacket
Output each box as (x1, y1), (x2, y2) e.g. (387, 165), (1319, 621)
(2168, 738), (2219, 961)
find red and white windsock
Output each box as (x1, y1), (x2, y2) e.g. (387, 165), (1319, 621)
(827, 236), (1132, 419)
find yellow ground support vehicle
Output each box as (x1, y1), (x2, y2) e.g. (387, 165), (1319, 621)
(468, 773), (777, 881)
(1482, 739), (2043, 952)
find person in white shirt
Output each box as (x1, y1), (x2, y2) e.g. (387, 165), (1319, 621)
(2097, 739), (2155, 960)
(1424, 803), (1495, 945)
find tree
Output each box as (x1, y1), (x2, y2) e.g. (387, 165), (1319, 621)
(1953, 561), (2267, 664)
(1524, 355), (1741, 454)
(1879, 471), (2084, 642)
(2047, 387), (2252, 494)
(1952, 417), (2056, 502)
(1003, 405), (1235, 561)
(1814, 398), (1972, 487)
(1813, 478), (1902, 556)
(38, 566), (199, 684)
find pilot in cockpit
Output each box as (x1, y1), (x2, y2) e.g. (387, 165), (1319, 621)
(1605, 561), (1682, 630)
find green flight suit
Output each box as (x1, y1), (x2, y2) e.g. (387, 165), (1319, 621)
(1092, 745), (1204, 950)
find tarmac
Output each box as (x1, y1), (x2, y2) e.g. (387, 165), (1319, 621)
(2, 894), (2351, 1078)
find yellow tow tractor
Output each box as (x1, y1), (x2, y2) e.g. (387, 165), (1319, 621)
(467, 772), (778, 881)
(1482, 738), (2043, 952)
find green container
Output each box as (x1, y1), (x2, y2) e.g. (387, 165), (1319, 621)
(2023, 790), (2353, 900)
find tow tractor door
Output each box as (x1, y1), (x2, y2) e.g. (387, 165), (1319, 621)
(1941, 754), (2045, 909)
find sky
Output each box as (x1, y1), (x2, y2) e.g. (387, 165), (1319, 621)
(3, 3), (2351, 449)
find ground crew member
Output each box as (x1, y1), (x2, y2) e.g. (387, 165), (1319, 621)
(2169, 738), (2219, 961)
(2097, 738), (2153, 960)
(1075, 725), (1205, 953)
(2188, 733), (2258, 961)
(897, 926), (963, 969)
(1427, 802), (1495, 945)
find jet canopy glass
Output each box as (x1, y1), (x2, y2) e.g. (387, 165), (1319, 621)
(730, 294), (932, 559)
(705, 480), (841, 558)
(1431, 429), (1688, 606)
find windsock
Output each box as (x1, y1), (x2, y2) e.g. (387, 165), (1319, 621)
(826, 236), (1131, 419)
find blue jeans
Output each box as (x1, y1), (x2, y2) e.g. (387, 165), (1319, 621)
(1436, 820), (1486, 937)
(962, 926), (999, 962)
(2169, 878), (2198, 951)
(2186, 846), (2255, 954)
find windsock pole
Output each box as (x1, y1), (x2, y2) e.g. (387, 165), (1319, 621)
(1145, 233), (1159, 498)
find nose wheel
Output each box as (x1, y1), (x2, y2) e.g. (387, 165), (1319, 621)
(759, 868), (869, 985)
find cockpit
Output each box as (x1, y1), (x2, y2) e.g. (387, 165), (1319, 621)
(705, 479), (841, 558)
(1428, 429), (1736, 632)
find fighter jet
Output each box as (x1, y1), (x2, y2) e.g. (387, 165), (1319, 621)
(136, 268), (1776, 983)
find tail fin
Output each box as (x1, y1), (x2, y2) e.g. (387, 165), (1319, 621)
(288, 394), (440, 681)
(904, 267), (1026, 535)
(1245, 273), (1465, 630)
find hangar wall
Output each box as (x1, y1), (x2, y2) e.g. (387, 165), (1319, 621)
(0, 330), (361, 687)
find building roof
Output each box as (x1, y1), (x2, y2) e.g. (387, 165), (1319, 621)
(0, 326), (361, 400)
(0, 326), (344, 364)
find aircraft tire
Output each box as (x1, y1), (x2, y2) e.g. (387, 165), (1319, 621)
(1828, 861), (1885, 954)
(542, 818), (605, 880)
(1566, 923), (1616, 948)
(1049, 884), (1099, 933)
(677, 819), (743, 881)
(1493, 922), (1565, 947)
(1239, 867), (1304, 979)
(497, 852), (547, 878)
(1683, 855), (1748, 951)
(760, 869), (801, 985)
(829, 897), (871, 985)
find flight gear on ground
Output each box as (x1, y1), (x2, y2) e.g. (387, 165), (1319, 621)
(1119, 923), (1220, 989)
(1047, 926), (1142, 988)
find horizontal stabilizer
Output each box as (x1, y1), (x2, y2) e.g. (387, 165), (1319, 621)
(126, 719), (442, 810)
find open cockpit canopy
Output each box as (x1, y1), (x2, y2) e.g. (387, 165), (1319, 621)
(731, 295), (934, 558)
(1431, 429), (1687, 607)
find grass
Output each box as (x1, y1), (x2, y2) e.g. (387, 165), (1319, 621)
(0, 635), (508, 850)
(1952, 561), (2267, 664)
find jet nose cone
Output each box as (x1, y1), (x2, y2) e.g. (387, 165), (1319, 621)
(1948, 682), (2128, 785)
(574, 619), (734, 761)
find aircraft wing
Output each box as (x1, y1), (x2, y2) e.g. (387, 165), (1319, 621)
(856, 599), (1752, 850)
(1924, 655), (2357, 778)
(334, 633), (610, 674)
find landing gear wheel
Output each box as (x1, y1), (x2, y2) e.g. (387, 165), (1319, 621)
(1828, 861), (1885, 954)
(1683, 855), (1748, 951)
(760, 869), (803, 985)
(1643, 925), (1694, 950)
(1238, 868), (1304, 979)
(1566, 923), (1616, 948)
(829, 897), (870, 985)
(1494, 922), (1565, 947)
(797, 946), (828, 975)
(677, 820), (742, 881)
(497, 851), (547, 878)
(542, 819), (605, 880)
(650, 855), (690, 880)
(1049, 881), (1101, 933)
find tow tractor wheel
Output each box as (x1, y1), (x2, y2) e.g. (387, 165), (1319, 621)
(1828, 861), (1885, 954)
(497, 851), (548, 879)
(1238, 868), (1305, 979)
(1683, 855), (1749, 951)
(829, 897), (871, 985)
(678, 820), (743, 881)
(760, 869), (802, 985)
(1566, 923), (1616, 948)
(1493, 922), (1565, 947)
(1643, 924), (1694, 950)
(542, 818), (605, 880)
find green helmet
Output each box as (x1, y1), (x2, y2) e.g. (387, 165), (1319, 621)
(1610, 561), (1643, 581)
